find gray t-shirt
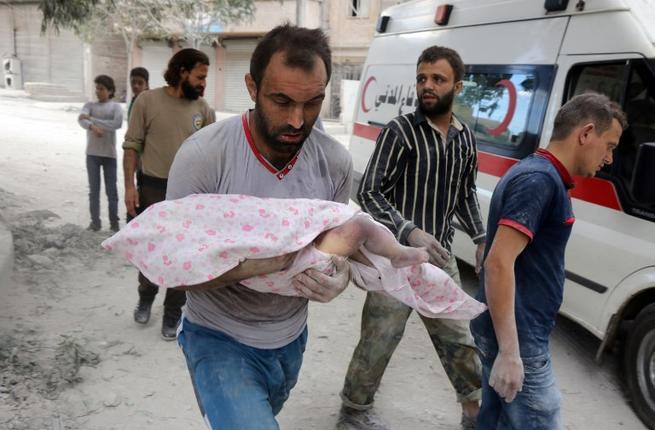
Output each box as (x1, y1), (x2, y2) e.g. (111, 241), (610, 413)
(78, 100), (123, 158)
(167, 113), (353, 348)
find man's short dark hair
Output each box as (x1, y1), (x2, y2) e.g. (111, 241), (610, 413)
(551, 92), (628, 141)
(250, 24), (332, 88)
(163, 49), (209, 87)
(94, 74), (115, 98)
(130, 67), (149, 83)
(416, 46), (464, 83)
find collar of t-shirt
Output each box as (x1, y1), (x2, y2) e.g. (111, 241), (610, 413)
(241, 112), (302, 181)
(535, 148), (575, 189)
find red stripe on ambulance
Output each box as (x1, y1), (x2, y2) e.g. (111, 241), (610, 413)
(353, 122), (623, 211)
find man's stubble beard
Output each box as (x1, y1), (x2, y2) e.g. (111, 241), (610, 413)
(418, 87), (455, 116)
(253, 101), (313, 157)
(181, 79), (202, 100)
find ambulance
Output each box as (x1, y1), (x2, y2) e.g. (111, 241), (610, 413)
(348, 0), (655, 426)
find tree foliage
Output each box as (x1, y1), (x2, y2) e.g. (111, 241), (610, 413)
(39, 0), (171, 44)
(161, 0), (255, 48)
(38, 0), (255, 46)
(38, 0), (255, 99)
(38, 0), (99, 34)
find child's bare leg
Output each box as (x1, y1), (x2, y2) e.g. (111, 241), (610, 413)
(314, 214), (428, 268)
(357, 216), (429, 267)
(314, 217), (366, 258)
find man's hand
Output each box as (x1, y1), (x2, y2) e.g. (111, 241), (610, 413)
(293, 256), (349, 303)
(407, 228), (450, 268)
(489, 351), (524, 403)
(124, 185), (140, 217)
(475, 242), (486, 275)
(90, 124), (104, 138)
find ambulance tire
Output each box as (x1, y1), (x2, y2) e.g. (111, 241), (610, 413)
(625, 305), (655, 429)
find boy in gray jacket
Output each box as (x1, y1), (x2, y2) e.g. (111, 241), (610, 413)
(78, 75), (123, 232)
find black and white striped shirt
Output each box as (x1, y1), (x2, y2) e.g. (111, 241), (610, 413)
(358, 108), (485, 251)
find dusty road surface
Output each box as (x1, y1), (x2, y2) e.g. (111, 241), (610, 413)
(0, 92), (646, 429)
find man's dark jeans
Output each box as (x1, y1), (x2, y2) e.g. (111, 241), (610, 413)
(132, 176), (186, 317)
(474, 338), (561, 429)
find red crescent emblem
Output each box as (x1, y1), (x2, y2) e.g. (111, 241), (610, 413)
(361, 76), (377, 113)
(487, 79), (517, 137)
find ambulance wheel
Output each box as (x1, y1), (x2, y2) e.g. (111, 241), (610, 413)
(625, 306), (655, 429)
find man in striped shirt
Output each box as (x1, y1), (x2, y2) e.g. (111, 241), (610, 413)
(338, 46), (485, 430)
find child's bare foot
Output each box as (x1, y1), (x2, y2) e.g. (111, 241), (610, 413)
(390, 246), (429, 268)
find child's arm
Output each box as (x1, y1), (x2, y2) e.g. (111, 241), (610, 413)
(89, 103), (123, 131)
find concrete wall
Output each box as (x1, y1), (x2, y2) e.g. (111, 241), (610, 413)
(90, 35), (128, 101)
(328, 0), (381, 62)
(0, 4), (85, 93)
(0, 3), (126, 98)
(223, 0), (322, 32)
(0, 6), (15, 61)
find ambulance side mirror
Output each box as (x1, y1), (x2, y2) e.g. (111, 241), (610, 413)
(631, 142), (655, 205)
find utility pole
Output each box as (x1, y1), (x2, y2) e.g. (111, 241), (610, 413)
(295, 0), (305, 26)
(319, 0), (329, 33)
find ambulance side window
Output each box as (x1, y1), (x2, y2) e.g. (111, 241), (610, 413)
(454, 65), (553, 159)
(566, 60), (655, 220)
(568, 63), (625, 101)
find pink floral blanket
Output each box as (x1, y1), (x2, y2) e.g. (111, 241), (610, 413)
(102, 194), (485, 320)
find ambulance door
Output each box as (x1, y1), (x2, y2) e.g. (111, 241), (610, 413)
(552, 54), (655, 336)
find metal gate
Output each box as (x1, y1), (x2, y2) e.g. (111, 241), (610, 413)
(223, 39), (258, 113)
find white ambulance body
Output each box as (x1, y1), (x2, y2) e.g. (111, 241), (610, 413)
(349, 0), (655, 426)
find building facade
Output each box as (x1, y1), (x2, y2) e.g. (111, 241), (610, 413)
(0, 1), (127, 101)
(1, 0), (403, 117)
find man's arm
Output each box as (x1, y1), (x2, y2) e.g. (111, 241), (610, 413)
(454, 135), (486, 240)
(484, 224), (529, 402)
(454, 134), (486, 272)
(122, 96), (147, 217)
(174, 253), (296, 292)
(123, 149), (140, 216)
(359, 125), (449, 267)
(358, 126), (413, 241)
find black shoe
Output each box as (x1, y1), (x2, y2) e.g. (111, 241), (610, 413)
(161, 314), (180, 341)
(336, 406), (390, 430)
(133, 299), (153, 324)
(461, 413), (477, 430)
(110, 222), (119, 232)
(87, 222), (101, 232)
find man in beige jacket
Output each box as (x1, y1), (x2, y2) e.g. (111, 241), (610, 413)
(122, 48), (216, 340)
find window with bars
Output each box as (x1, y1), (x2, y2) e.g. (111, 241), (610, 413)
(349, 0), (370, 17)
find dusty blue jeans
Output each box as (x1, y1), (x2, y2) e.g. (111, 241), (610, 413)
(86, 155), (118, 226)
(476, 344), (561, 430)
(178, 317), (307, 429)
